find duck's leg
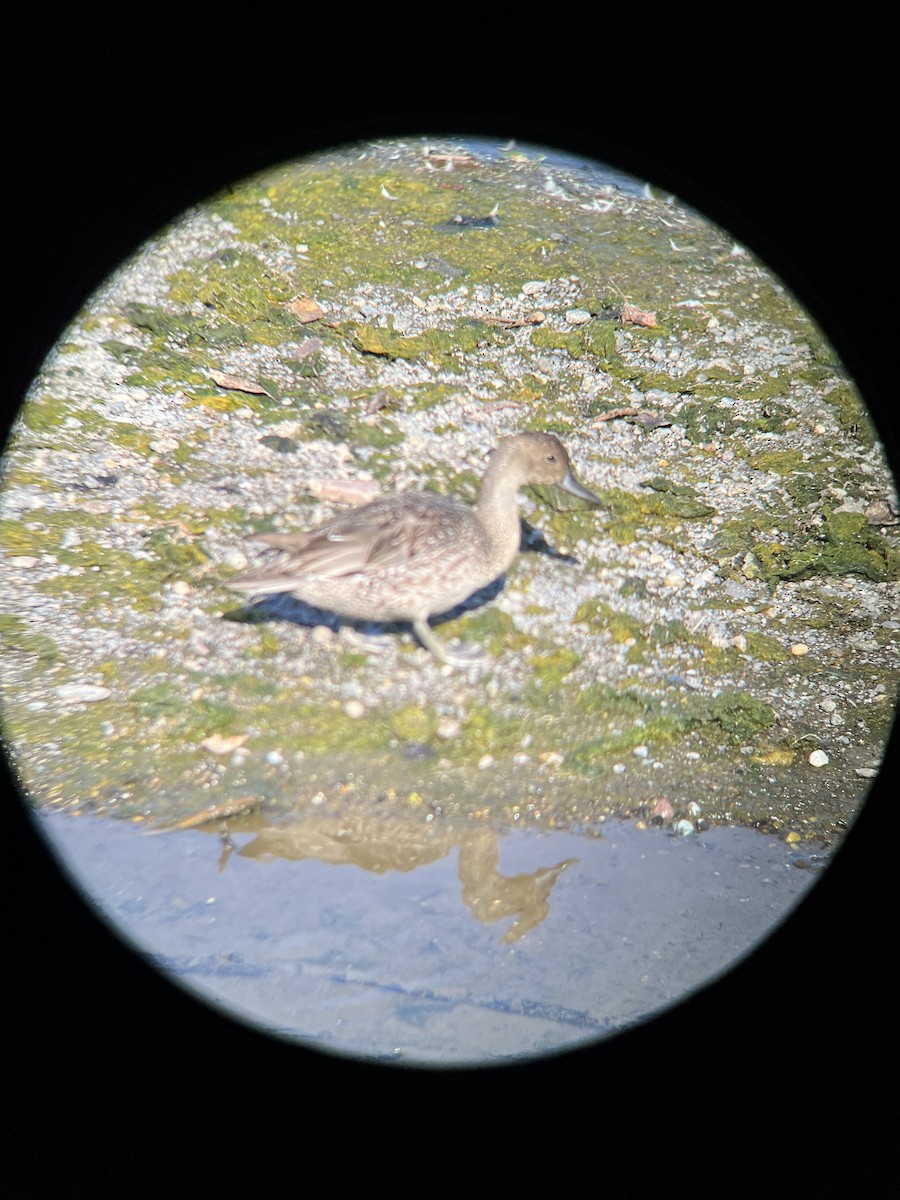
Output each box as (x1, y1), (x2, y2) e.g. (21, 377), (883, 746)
(412, 618), (485, 667)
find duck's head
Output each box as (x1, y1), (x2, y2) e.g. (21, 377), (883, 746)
(490, 431), (603, 504)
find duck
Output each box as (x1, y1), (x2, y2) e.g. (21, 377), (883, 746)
(226, 431), (602, 665)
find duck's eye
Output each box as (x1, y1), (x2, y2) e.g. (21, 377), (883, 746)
(546, 454), (556, 463)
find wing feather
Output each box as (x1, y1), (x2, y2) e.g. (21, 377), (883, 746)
(229, 493), (466, 594)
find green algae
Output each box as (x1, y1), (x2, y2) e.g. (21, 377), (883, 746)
(747, 448), (807, 475)
(350, 317), (505, 363)
(0, 517), (40, 555)
(784, 473), (822, 507)
(528, 319), (618, 363)
(438, 606), (529, 657)
(745, 509), (896, 584)
(595, 480), (715, 545)
(574, 599), (643, 645)
(744, 631), (790, 661)
(639, 476), (717, 518)
(18, 395), (74, 436)
(525, 645), (581, 686)
(458, 703), (531, 758)
(574, 599), (705, 665)
(567, 689), (775, 776)
(821, 382), (877, 447)
(2, 143), (893, 844)
(389, 705), (438, 744)
(0, 613), (60, 661)
(698, 691), (776, 740)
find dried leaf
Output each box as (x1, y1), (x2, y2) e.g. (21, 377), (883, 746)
(482, 311), (545, 329)
(365, 389), (393, 415)
(200, 733), (248, 755)
(209, 371), (274, 398)
(592, 407), (639, 424)
(307, 478), (381, 504)
(865, 499), (899, 526)
(288, 296), (325, 323)
(621, 303), (658, 327)
(148, 794), (262, 833)
(423, 152), (478, 168)
(592, 407), (671, 429)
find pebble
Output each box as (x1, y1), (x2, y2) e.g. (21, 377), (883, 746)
(790, 643), (810, 656)
(7, 555), (39, 568)
(673, 820), (695, 837)
(265, 750), (284, 766)
(854, 767), (879, 779)
(343, 700), (366, 719)
(56, 684), (111, 704)
(521, 281), (547, 295)
(633, 745), (649, 758)
(565, 309), (592, 325)
(808, 749), (829, 768)
(436, 717), (461, 740)
(478, 754), (494, 770)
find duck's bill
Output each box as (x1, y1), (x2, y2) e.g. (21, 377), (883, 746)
(560, 471), (603, 506)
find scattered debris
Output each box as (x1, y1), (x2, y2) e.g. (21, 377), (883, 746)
(364, 388), (395, 415)
(147, 794), (262, 833)
(866, 499), (899, 526)
(482, 311), (545, 329)
(621, 303), (658, 327)
(423, 151), (478, 169)
(288, 296), (325, 323)
(592, 407), (671, 429)
(199, 733), (248, 755)
(209, 371), (276, 398)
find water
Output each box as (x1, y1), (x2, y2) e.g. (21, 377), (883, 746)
(35, 808), (820, 1066)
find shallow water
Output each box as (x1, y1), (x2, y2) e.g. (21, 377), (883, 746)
(37, 808), (821, 1066)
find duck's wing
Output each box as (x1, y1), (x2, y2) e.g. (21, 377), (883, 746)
(229, 495), (462, 592)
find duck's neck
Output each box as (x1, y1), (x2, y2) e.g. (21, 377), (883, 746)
(475, 461), (524, 576)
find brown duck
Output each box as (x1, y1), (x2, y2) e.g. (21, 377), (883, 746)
(227, 431), (602, 665)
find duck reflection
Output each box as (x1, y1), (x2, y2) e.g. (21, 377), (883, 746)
(230, 815), (576, 944)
